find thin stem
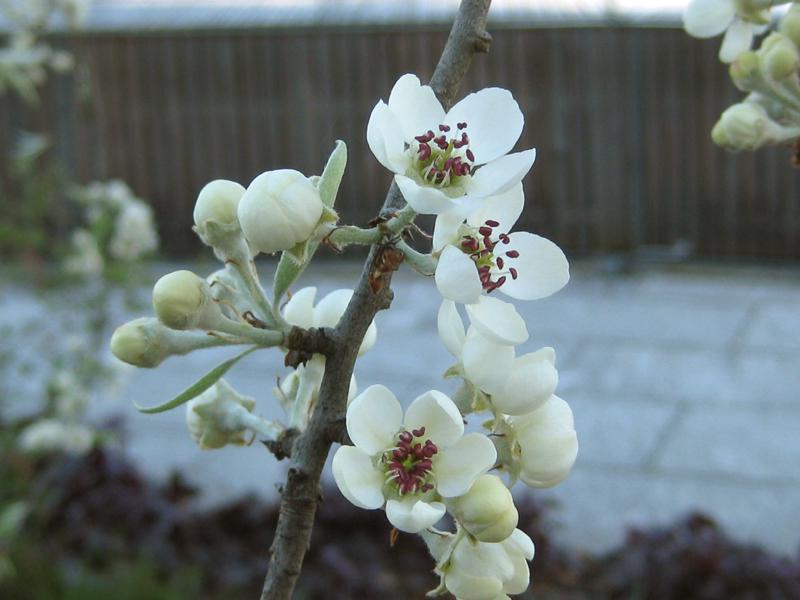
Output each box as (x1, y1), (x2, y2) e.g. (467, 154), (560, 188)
(260, 3), (493, 598)
(397, 240), (437, 276)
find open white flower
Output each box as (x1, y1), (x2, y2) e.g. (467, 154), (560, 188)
(439, 300), (558, 415)
(683, 0), (771, 62)
(367, 73), (536, 215)
(433, 528), (535, 600)
(433, 183), (569, 305)
(282, 286), (376, 355)
(332, 384), (496, 533)
(508, 395), (578, 488)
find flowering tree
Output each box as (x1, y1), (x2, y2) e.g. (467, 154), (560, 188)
(684, 0), (800, 155)
(110, 2), (579, 599)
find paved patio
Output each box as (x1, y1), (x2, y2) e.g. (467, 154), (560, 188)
(9, 259), (800, 557)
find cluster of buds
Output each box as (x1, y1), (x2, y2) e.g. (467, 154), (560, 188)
(684, 1), (800, 153)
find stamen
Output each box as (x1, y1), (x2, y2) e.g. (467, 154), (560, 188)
(466, 149), (475, 162)
(457, 122), (468, 129)
(485, 219), (499, 227)
(506, 250), (520, 258)
(438, 124), (451, 132)
(509, 267), (518, 280)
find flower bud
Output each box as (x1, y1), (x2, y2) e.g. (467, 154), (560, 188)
(729, 51), (760, 91)
(712, 102), (772, 151)
(237, 169), (323, 254)
(759, 33), (799, 80)
(448, 474), (518, 543)
(194, 179), (244, 230)
(152, 270), (224, 331)
(111, 316), (210, 368)
(492, 347), (558, 416)
(779, 4), (800, 49)
(186, 380), (256, 449)
(509, 395), (578, 488)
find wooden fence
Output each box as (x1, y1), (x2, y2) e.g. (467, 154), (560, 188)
(2, 24), (800, 259)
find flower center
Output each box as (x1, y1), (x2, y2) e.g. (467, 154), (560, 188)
(459, 220), (520, 293)
(382, 427), (438, 495)
(413, 122), (475, 188)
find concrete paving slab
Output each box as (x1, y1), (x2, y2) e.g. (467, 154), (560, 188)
(742, 301), (800, 352)
(655, 405), (800, 483)
(533, 466), (800, 557)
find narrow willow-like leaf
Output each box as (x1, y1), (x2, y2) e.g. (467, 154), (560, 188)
(272, 141), (348, 304)
(318, 140), (347, 208)
(134, 346), (259, 414)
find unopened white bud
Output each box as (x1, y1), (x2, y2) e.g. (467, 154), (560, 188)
(492, 347), (558, 416)
(152, 270), (225, 331)
(729, 51), (760, 91)
(780, 4), (800, 49)
(237, 169), (323, 254)
(193, 179), (252, 262)
(110, 317), (221, 368)
(447, 474), (518, 543)
(759, 33), (800, 80)
(186, 380), (256, 450)
(509, 395), (578, 488)
(712, 102), (772, 150)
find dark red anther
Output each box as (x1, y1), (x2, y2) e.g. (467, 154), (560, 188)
(459, 163), (471, 176)
(421, 483), (434, 492)
(418, 144), (432, 161)
(485, 219), (499, 227)
(506, 250), (520, 258)
(443, 158), (453, 172)
(509, 267), (518, 280)
(412, 427), (426, 437)
(496, 256), (505, 270)
(415, 132), (433, 143)
(457, 122), (467, 129)
(483, 236), (495, 251)
(438, 124), (451, 132)
(495, 276), (507, 287)
(466, 148), (475, 162)
(399, 431), (413, 443)
(461, 237), (479, 252)
(478, 226), (492, 237)
(393, 449), (404, 459)
(499, 233), (510, 244)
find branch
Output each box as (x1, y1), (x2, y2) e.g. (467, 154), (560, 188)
(260, 3), (493, 598)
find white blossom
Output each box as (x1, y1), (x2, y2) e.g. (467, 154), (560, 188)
(109, 201), (159, 261)
(433, 183), (569, 306)
(438, 300), (558, 415)
(446, 474), (518, 543)
(332, 385), (496, 533)
(367, 73), (536, 215)
(64, 229), (103, 277)
(432, 528), (535, 600)
(508, 395), (578, 488)
(683, 0), (772, 62)
(17, 419), (93, 455)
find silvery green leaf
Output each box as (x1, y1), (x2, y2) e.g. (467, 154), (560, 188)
(134, 346), (258, 414)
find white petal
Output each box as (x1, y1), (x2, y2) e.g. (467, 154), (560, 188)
(387, 73), (445, 141)
(511, 395), (578, 488)
(445, 571), (504, 600)
(437, 299), (466, 359)
(466, 296), (529, 346)
(404, 390), (464, 448)
(461, 327), (515, 394)
(396, 175), (458, 215)
(493, 349), (559, 416)
(444, 87), (524, 165)
(331, 446), (385, 510)
(498, 232), (570, 301)
(314, 289), (376, 354)
(464, 149), (536, 199)
(719, 18), (753, 63)
(282, 286), (317, 329)
(347, 384), (402, 455)
(435, 245), (483, 304)
(385, 498), (445, 533)
(466, 182), (525, 233)
(313, 288), (351, 328)
(683, 0), (735, 38)
(366, 100), (411, 174)
(435, 432), (497, 497)
(505, 529), (535, 561)
(502, 549), (531, 595)
(433, 208), (466, 252)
